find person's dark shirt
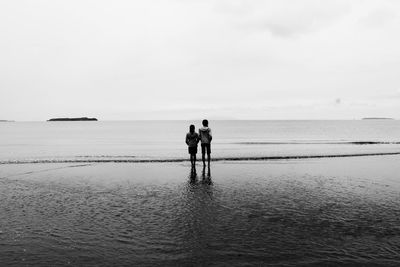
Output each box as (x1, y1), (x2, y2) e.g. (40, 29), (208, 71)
(186, 132), (199, 147)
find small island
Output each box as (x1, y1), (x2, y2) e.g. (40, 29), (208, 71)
(47, 117), (98, 121)
(0, 120), (14, 122)
(362, 117), (394, 120)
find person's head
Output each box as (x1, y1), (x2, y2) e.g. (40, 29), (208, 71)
(189, 124), (195, 133)
(202, 119), (208, 127)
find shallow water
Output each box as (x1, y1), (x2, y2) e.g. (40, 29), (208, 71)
(1, 120), (400, 163)
(1, 156), (400, 266)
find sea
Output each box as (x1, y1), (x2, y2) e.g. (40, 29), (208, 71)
(1, 120), (400, 163)
(1, 120), (400, 266)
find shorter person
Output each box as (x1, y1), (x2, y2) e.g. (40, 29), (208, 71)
(199, 119), (212, 166)
(185, 124), (199, 167)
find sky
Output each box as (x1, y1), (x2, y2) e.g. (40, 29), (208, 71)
(1, 0), (400, 120)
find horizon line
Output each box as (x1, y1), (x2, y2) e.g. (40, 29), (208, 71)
(3, 118), (397, 122)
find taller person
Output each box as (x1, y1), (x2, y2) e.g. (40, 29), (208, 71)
(199, 119), (212, 166)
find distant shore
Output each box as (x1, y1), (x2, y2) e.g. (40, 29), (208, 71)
(47, 117), (98, 121)
(362, 117), (394, 120)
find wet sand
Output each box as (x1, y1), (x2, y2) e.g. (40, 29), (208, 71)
(1, 156), (400, 266)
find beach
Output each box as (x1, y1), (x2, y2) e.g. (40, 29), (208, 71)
(1, 155), (400, 266)
(2, 0), (400, 265)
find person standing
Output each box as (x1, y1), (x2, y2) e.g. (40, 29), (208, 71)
(185, 124), (199, 167)
(199, 119), (212, 166)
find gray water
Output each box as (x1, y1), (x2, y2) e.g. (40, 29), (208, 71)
(1, 120), (400, 163)
(1, 120), (400, 266)
(1, 157), (400, 266)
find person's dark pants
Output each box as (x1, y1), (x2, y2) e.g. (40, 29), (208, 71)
(188, 146), (197, 166)
(201, 144), (211, 155)
(188, 146), (197, 155)
(201, 143), (211, 165)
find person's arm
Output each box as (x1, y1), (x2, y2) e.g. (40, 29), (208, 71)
(209, 129), (212, 142)
(185, 134), (189, 145)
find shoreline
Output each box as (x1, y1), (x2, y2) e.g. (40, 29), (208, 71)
(1, 151), (400, 165)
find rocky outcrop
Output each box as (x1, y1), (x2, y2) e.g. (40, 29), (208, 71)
(47, 117), (98, 121)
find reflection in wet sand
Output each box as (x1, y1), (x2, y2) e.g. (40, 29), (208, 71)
(2, 157), (400, 266)
(179, 165), (217, 265)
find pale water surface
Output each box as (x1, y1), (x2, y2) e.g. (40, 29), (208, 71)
(1, 120), (400, 163)
(1, 120), (400, 266)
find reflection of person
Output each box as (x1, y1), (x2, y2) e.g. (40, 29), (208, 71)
(186, 124), (199, 167)
(189, 166), (197, 184)
(202, 165), (212, 185)
(199, 119), (212, 167)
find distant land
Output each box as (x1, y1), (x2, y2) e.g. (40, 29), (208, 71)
(362, 117), (394, 120)
(47, 117), (98, 121)
(0, 120), (14, 122)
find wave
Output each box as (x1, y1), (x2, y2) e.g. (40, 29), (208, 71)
(234, 141), (400, 145)
(1, 152), (400, 164)
(75, 155), (136, 158)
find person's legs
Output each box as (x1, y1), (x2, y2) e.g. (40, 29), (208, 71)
(201, 144), (206, 166)
(191, 154), (197, 166)
(189, 147), (198, 166)
(207, 144), (211, 166)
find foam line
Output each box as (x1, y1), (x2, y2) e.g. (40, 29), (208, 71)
(1, 152), (400, 164)
(235, 141), (400, 145)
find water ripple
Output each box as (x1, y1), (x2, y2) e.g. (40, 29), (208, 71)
(1, 160), (400, 265)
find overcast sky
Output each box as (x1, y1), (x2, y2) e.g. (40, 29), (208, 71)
(1, 0), (399, 120)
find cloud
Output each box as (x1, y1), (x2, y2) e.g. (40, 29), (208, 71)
(358, 8), (397, 28)
(216, 0), (350, 37)
(1, 0), (400, 120)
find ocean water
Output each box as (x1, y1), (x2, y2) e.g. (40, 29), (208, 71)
(1, 157), (400, 266)
(2, 120), (400, 266)
(1, 120), (400, 163)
